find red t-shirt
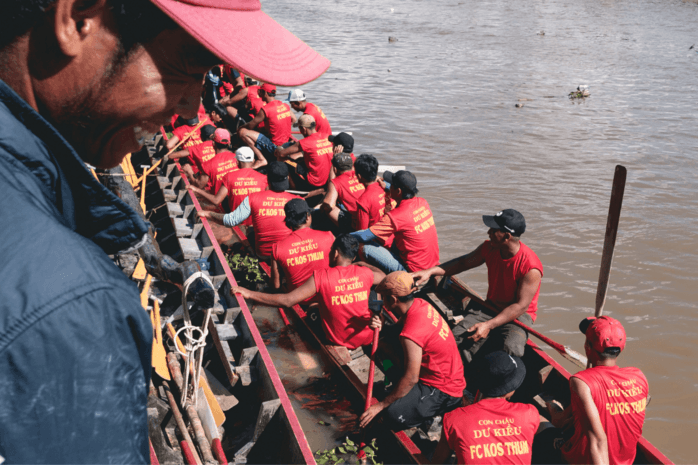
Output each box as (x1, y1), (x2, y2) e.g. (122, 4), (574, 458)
(188, 140), (216, 176)
(201, 151), (238, 194)
(312, 265), (375, 350)
(272, 228), (334, 290)
(221, 168), (267, 225)
(562, 366), (649, 465)
(246, 85), (260, 106)
(400, 298), (465, 398)
(369, 197), (440, 272)
(262, 100), (293, 146)
(250, 98), (266, 130)
(172, 122), (211, 174)
(355, 182), (388, 230)
(331, 171), (365, 213)
(299, 132), (334, 187)
(248, 190), (298, 257)
(443, 398), (539, 465)
(304, 102), (332, 139)
(476, 241), (543, 322)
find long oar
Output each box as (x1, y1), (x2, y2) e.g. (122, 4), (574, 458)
(595, 165), (627, 318)
(447, 277), (588, 369)
(364, 328), (380, 413)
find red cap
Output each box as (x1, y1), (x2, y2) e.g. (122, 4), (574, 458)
(149, 0), (330, 86)
(260, 83), (277, 94)
(214, 128), (231, 145)
(580, 316), (626, 353)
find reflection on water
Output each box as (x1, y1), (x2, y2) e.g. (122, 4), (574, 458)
(265, 0), (698, 461)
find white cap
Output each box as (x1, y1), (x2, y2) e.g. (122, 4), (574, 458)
(288, 89), (306, 102)
(235, 146), (255, 162)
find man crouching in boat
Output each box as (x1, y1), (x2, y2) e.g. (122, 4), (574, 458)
(535, 316), (649, 465)
(413, 209), (543, 364)
(431, 351), (540, 464)
(359, 271), (465, 431)
(231, 235), (386, 350)
(0, 0), (328, 462)
(351, 170), (440, 273)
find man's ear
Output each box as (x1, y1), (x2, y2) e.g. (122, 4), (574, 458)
(54, 0), (109, 57)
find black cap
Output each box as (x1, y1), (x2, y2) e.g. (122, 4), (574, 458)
(267, 161), (290, 192)
(328, 132), (354, 153)
(382, 171), (394, 184)
(285, 198), (311, 220)
(392, 170), (418, 193)
(332, 153), (353, 171)
(482, 209), (526, 236)
(478, 351), (527, 398)
(200, 125), (216, 141)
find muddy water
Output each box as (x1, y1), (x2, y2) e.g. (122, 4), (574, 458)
(264, 0), (698, 461)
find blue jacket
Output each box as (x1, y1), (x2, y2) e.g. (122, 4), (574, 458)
(0, 80), (152, 463)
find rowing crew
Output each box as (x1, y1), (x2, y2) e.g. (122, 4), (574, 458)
(172, 68), (649, 465)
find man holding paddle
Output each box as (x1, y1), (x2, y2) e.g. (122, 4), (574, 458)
(359, 271), (465, 431)
(537, 316), (649, 465)
(412, 209), (543, 363)
(0, 0), (328, 462)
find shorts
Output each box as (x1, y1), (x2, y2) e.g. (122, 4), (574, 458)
(383, 381), (462, 431)
(255, 133), (293, 160)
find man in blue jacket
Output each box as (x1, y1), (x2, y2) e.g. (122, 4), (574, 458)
(0, 0), (329, 463)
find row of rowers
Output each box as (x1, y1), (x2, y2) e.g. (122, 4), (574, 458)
(161, 68), (649, 465)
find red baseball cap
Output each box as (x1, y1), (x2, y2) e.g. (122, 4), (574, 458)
(260, 83), (277, 94)
(579, 316), (626, 353)
(149, 0), (330, 86)
(214, 128), (231, 145)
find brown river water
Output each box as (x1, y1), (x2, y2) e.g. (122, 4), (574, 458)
(262, 0), (698, 461)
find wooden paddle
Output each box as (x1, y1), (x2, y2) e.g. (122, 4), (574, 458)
(446, 277), (588, 369)
(364, 328), (380, 413)
(595, 165), (627, 318)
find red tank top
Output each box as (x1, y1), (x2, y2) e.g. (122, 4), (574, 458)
(247, 190), (298, 256)
(201, 151), (238, 195)
(562, 366), (648, 465)
(476, 241), (543, 321)
(330, 171), (365, 213)
(298, 132), (334, 187)
(250, 98), (266, 129)
(372, 197), (440, 272)
(304, 102), (333, 138)
(221, 168), (267, 225)
(400, 298), (465, 397)
(272, 228), (334, 290)
(262, 100), (293, 146)
(443, 398), (539, 465)
(312, 265), (375, 349)
(355, 182), (387, 230)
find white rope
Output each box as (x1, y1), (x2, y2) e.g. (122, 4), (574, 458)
(178, 271), (214, 407)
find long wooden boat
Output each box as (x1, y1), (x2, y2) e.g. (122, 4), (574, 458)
(144, 132), (672, 464)
(123, 135), (316, 464)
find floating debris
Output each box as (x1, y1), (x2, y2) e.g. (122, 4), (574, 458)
(537, 31), (545, 36)
(515, 103), (524, 108)
(569, 85), (590, 99)
(388, 36), (398, 43)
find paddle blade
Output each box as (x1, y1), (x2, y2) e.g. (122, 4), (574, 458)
(595, 165), (627, 317)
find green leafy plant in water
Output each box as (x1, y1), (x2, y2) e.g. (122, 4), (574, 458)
(226, 253), (264, 284)
(315, 437), (381, 465)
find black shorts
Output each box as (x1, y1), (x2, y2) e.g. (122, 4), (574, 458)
(383, 381), (462, 430)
